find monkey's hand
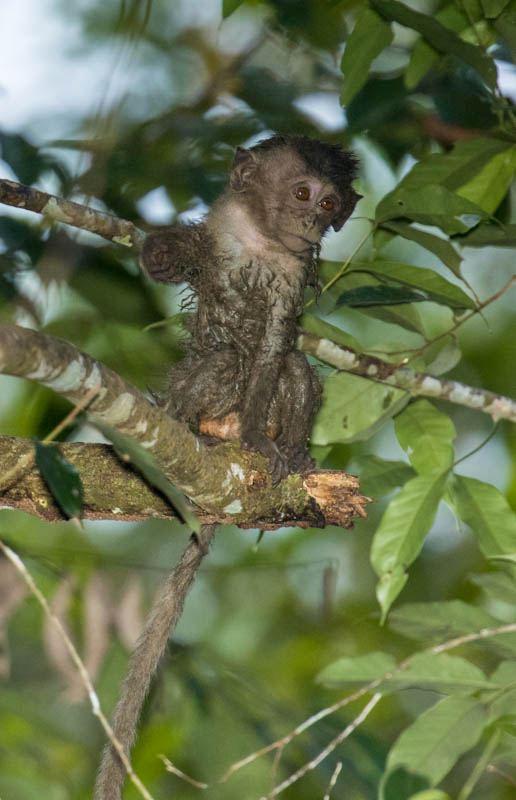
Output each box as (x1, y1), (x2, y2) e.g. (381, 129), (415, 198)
(141, 224), (205, 285)
(241, 430), (289, 487)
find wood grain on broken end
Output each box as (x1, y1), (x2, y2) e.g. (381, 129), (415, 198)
(303, 470), (372, 528)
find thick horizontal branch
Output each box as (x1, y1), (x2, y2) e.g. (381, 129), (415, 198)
(298, 331), (516, 424)
(0, 178), (145, 250)
(0, 325), (369, 529)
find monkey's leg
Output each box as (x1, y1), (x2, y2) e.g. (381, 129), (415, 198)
(272, 350), (322, 474)
(163, 347), (244, 424)
(94, 524), (216, 800)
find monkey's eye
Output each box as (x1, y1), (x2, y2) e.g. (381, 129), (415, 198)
(295, 186), (311, 201)
(319, 197), (335, 211)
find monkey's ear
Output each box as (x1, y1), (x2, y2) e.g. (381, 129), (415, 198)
(229, 147), (258, 192)
(332, 189), (363, 231)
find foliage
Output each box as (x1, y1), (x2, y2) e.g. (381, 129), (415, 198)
(1, 1), (516, 799)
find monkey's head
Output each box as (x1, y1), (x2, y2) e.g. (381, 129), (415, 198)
(229, 135), (361, 253)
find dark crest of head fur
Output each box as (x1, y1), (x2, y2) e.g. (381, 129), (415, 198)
(246, 134), (359, 205)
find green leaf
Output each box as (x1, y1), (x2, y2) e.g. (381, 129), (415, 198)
(299, 312), (361, 351)
(34, 441), (83, 519)
(457, 145), (516, 213)
(370, 0), (497, 89)
(395, 400), (456, 474)
(470, 572), (516, 606)
(456, 222), (516, 246)
(318, 651), (493, 693)
(312, 372), (408, 445)
(389, 600), (516, 659)
(407, 792), (451, 800)
(352, 455), (415, 497)
(371, 472), (448, 618)
(317, 651), (396, 687)
(94, 423), (200, 533)
(336, 285), (427, 307)
(382, 695), (488, 789)
(376, 183), (487, 236)
(380, 221), (463, 277)
(482, 0), (511, 18)
(340, 8), (393, 106)
(422, 338), (462, 376)
(487, 661), (516, 721)
(405, 5), (467, 89)
(450, 475), (516, 558)
(357, 301), (426, 335)
(352, 261), (475, 310)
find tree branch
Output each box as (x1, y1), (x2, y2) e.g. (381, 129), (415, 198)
(298, 329), (516, 424)
(0, 324), (369, 528)
(0, 178), (145, 250)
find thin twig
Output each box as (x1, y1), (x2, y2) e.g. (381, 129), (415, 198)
(323, 761), (342, 800)
(258, 694), (382, 799)
(0, 540), (155, 800)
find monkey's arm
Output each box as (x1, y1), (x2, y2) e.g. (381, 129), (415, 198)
(140, 223), (209, 285)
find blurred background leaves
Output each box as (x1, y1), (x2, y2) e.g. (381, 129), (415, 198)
(1, 1), (516, 798)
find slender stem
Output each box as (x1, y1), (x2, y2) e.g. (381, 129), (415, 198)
(457, 728), (502, 800)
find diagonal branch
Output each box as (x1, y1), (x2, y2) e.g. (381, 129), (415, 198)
(298, 329), (516, 424)
(0, 324), (369, 528)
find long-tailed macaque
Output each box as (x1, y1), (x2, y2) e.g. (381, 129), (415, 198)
(95, 135), (360, 799)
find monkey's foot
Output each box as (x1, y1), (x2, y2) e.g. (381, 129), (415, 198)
(284, 445), (316, 475)
(241, 430), (289, 487)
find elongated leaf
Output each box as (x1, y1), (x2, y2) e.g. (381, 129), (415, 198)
(94, 422), (200, 533)
(371, 472), (448, 618)
(402, 139), (511, 194)
(336, 285), (427, 307)
(376, 183), (486, 235)
(450, 475), (516, 558)
(405, 5), (468, 89)
(487, 660), (516, 722)
(422, 338), (462, 376)
(482, 0), (511, 18)
(380, 221), (463, 276)
(456, 222), (516, 246)
(389, 600), (516, 658)
(395, 400), (456, 475)
(371, 0), (497, 88)
(34, 441), (83, 519)
(319, 650), (493, 693)
(381, 695), (488, 790)
(352, 455), (415, 497)
(470, 572), (516, 606)
(457, 145), (516, 213)
(299, 312), (361, 351)
(317, 651), (396, 687)
(407, 792), (451, 800)
(351, 261), (474, 310)
(321, 266), (427, 334)
(356, 301), (426, 335)
(340, 8), (393, 106)
(312, 372), (408, 445)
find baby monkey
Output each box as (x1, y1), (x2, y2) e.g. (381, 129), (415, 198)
(142, 134), (360, 483)
(95, 135), (359, 800)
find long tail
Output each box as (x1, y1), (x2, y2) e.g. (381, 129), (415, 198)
(94, 525), (216, 800)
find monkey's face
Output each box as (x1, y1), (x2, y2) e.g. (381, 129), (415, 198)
(260, 153), (344, 253)
(231, 147), (354, 254)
